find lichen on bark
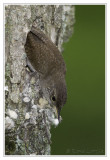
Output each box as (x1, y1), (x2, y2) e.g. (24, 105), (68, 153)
(5, 5), (75, 155)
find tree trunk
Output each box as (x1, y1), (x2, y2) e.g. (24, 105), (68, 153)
(5, 5), (75, 155)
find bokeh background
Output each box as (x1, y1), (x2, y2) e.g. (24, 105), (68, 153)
(51, 5), (105, 155)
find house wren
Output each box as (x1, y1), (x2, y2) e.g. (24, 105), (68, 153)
(24, 26), (67, 120)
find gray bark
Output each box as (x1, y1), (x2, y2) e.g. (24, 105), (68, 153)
(5, 5), (75, 155)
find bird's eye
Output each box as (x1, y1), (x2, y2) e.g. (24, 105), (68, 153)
(52, 96), (56, 101)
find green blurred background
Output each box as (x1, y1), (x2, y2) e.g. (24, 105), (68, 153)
(51, 5), (105, 155)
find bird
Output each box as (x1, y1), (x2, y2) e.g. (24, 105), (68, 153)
(24, 26), (67, 120)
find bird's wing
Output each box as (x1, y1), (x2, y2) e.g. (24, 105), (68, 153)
(24, 27), (66, 76)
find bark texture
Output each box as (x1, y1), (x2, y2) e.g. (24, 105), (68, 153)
(5, 5), (75, 155)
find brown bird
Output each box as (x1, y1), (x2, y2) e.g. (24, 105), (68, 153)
(24, 26), (67, 120)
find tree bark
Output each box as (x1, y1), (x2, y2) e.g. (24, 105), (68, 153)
(5, 5), (75, 155)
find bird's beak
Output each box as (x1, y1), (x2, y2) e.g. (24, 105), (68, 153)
(53, 106), (61, 121)
(53, 106), (58, 119)
(57, 107), (61, 121)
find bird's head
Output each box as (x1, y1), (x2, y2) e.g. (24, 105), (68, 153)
(43, 77), (67, 121)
